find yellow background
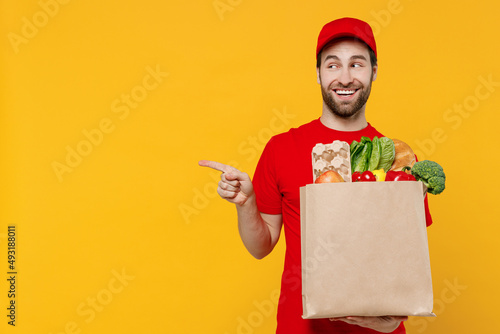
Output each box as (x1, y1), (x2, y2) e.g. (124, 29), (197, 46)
(1, 0), (499, 333)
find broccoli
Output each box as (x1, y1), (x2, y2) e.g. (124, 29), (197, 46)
(410, 160), (446, 195)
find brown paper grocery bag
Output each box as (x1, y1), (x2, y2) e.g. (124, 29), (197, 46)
(300, 181), (435, 319)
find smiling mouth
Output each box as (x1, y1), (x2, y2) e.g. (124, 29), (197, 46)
(334, 89), (358, 97)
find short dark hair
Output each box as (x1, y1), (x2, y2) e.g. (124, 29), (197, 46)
(316, 38), (378, 68)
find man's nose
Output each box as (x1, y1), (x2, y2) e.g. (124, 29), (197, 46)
(338, 68), (353, 86)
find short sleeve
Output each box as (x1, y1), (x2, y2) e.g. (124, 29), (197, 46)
(252, 137), (283, 215)
(415, 154), (433, 227)
(424, 194), (433, 227)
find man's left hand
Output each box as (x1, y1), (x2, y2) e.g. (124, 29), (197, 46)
(329, 316), (408, 333)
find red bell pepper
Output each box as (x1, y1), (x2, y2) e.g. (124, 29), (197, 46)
(385, 166), (416, 181)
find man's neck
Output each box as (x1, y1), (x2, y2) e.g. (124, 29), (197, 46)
(320, 104), (368, 131)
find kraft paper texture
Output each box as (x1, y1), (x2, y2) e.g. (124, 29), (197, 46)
(300, 181), (435, 319)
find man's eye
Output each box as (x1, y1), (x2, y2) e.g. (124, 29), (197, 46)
(328, 64), (339, 69)
(352, 63), (362, 68)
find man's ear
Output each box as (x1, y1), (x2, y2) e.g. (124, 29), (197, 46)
(317, 67), (321, 84)
(372, 65), (378, 81)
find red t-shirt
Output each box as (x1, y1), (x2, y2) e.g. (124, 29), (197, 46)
(252, 118), (432, 334)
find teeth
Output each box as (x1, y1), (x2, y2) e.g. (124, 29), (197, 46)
(336, 89), (356, 95)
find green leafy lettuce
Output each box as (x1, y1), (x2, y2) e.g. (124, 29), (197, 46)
(377, 137), (396, 172)
(349, 136), (395, 172)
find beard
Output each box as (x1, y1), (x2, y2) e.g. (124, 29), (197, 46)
(320, 75), (373, 119)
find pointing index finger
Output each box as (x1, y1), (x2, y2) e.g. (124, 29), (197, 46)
(198, 160), (233, 173)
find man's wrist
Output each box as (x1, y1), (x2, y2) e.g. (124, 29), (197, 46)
(235, 193), (256, 209)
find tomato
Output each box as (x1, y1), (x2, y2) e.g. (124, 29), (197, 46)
(351, 171), (362, 182)
(360, 171), (376, 182)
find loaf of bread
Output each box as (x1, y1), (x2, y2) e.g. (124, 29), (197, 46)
(389, 139), (416, 171)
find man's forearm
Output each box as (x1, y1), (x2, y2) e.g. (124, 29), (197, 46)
(198, 160), (278, 259)
(236, 195), (274, 259)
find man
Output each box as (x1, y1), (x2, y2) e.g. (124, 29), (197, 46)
(199, 17), (432, 333)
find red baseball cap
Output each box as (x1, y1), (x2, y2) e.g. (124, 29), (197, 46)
(316, 17), (377, 58)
